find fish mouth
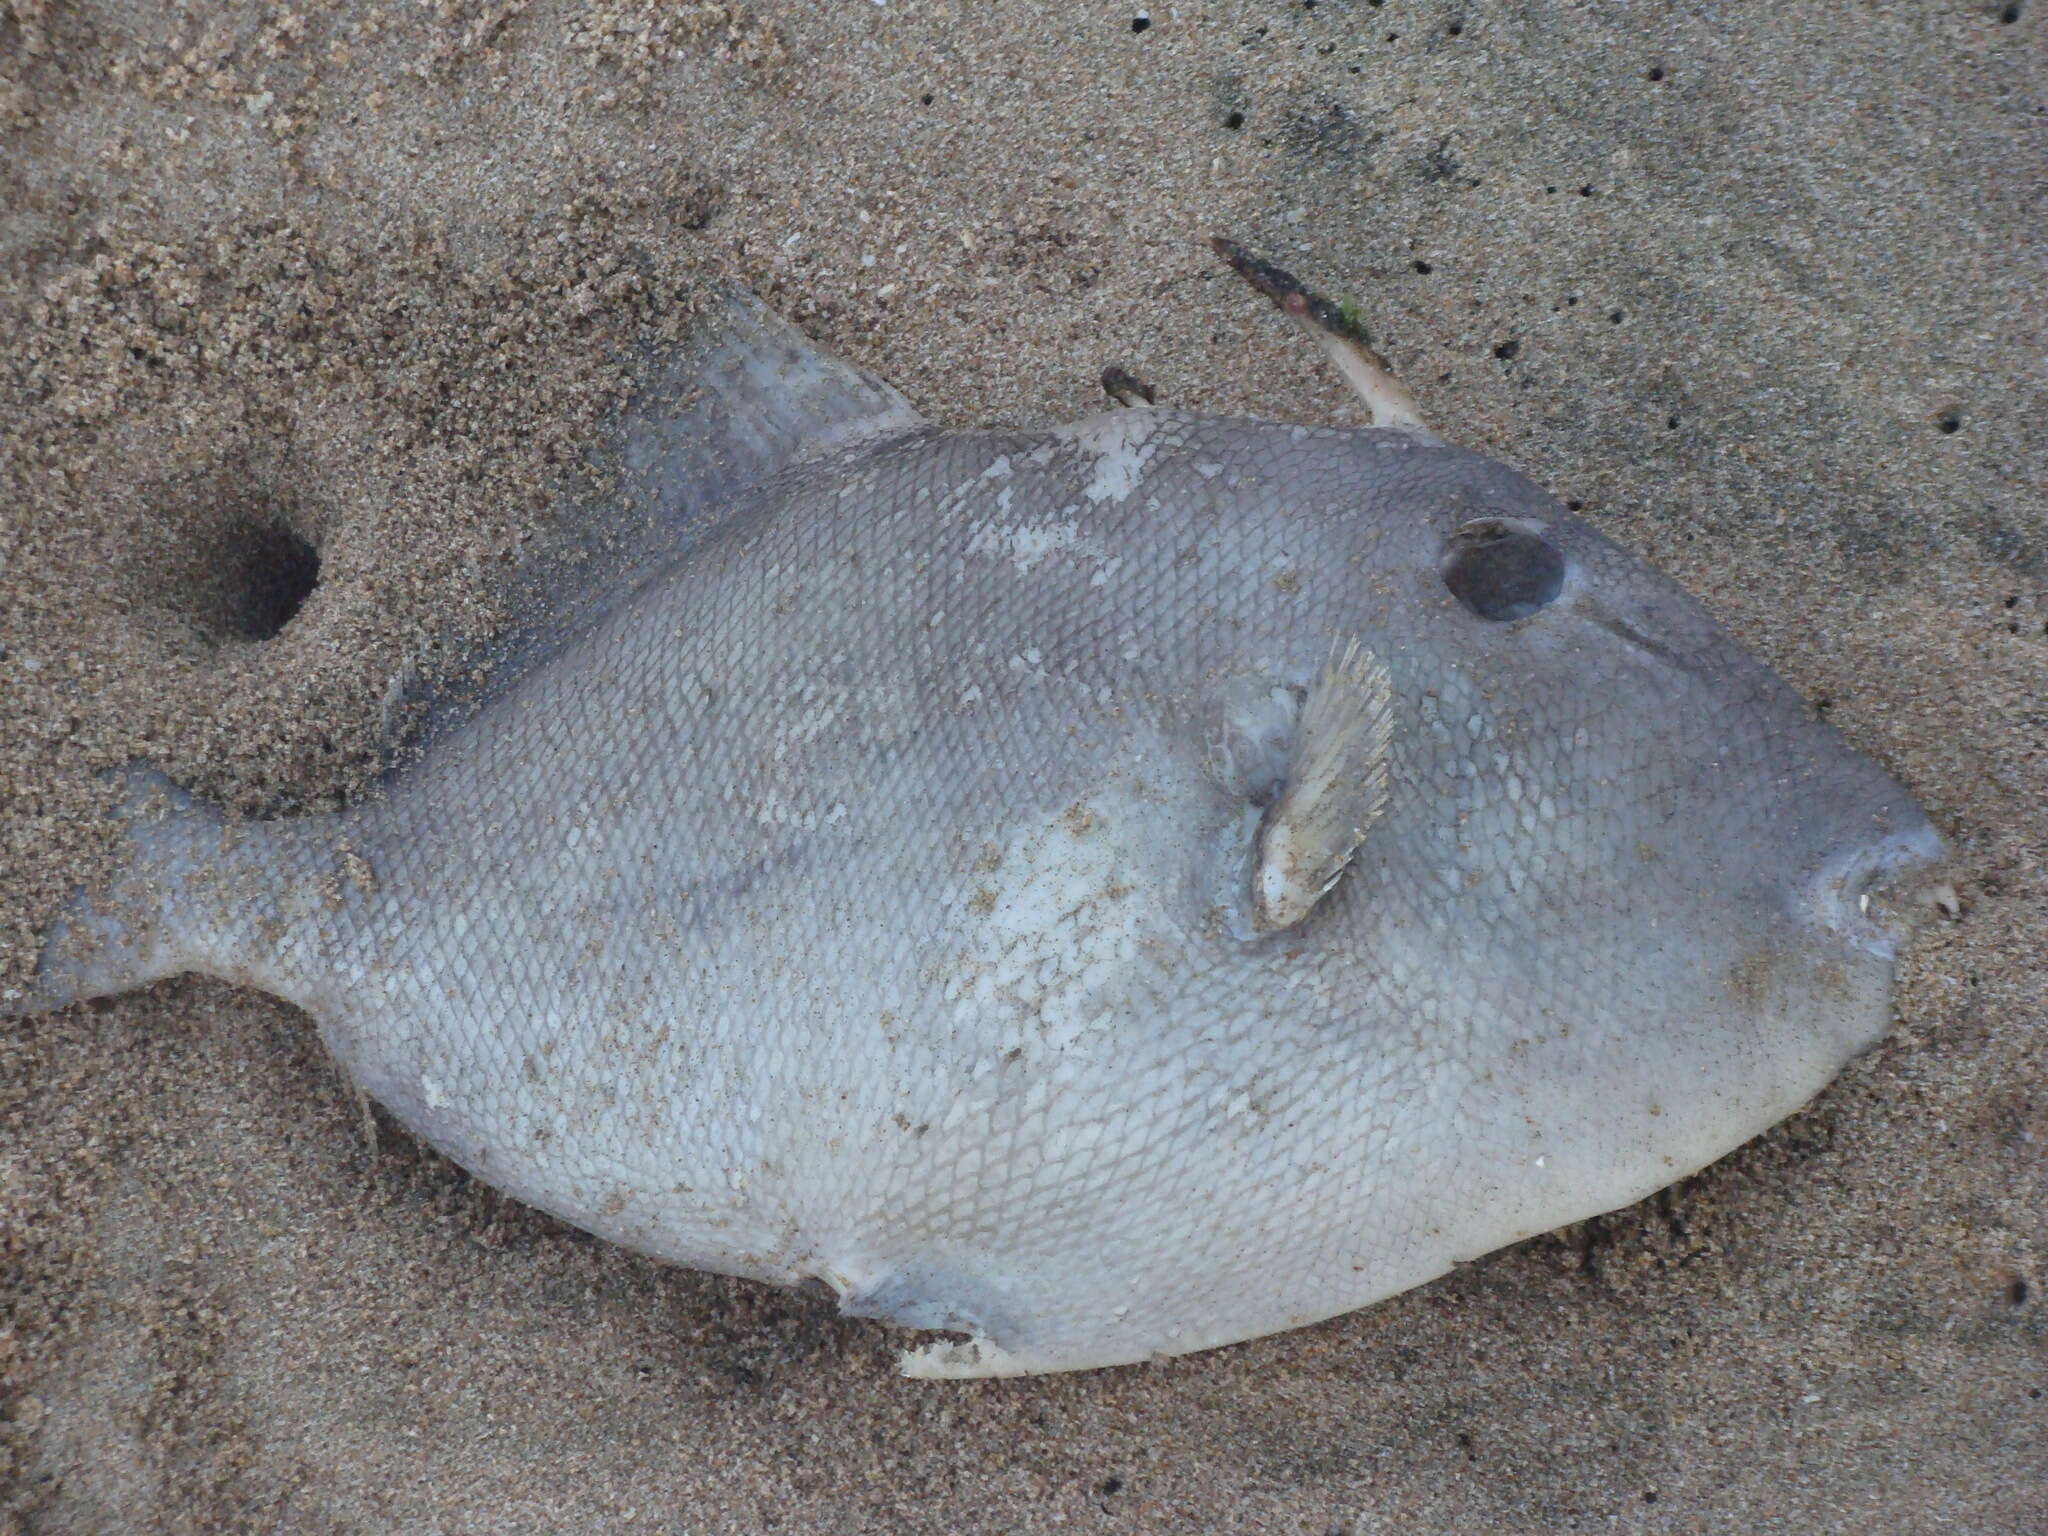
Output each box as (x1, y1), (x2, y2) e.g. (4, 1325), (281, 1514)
(1805, 814), (1953, 959)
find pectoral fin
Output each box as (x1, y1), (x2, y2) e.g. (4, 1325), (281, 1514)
(1252, 639), (1396, 930)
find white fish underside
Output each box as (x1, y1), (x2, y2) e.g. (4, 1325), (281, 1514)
(22, 294), (1945, 1377)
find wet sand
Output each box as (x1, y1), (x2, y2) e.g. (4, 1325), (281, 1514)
(2, 3), (2042, 1530)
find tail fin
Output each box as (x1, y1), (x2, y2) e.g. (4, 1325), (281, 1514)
(5, 768), (225, 1017)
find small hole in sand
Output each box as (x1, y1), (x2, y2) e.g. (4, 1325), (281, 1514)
(1999, 4), (2021, 22)
(1936, 411), (1961, 434)
(2011, 1277), (2031, 1306)
(1442, 520), (1565, 622)
(129, 457), (327, 649)
(1224, 109), (1246, 129)
(224, 519), (322, 639)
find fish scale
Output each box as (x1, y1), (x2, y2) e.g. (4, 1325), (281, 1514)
(12, 277), (1946, 1378)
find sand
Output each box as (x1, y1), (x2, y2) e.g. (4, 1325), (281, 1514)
(1, 2), (2041, 1530)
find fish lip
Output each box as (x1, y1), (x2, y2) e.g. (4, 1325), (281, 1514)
(1805, 813), (1953, 958)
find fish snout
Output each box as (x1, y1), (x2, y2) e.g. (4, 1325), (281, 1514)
(1805, 813), (1953, 958)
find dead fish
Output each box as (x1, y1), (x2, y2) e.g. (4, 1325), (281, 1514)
(9, 241), (1950, 1378)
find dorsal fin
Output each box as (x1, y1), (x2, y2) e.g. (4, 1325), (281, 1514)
(618, 289), (924, 511)
(1210, 236), (1435, 438)
(384, 291), (923, 762)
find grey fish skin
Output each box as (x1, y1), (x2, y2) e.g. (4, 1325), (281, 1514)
(17, 299), (1946, 1378)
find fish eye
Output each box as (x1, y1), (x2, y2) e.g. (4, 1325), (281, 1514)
(1440, 518), (1565, 622)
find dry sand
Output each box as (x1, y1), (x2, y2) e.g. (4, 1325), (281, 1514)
(1, 2), (2042, 1531)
